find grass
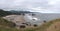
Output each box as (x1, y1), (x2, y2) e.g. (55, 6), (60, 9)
(0, 17), (60, 31)
(34, 18), (60, 31)
(0, 17), (16, 27)
(0, 26), (19, 31)
(0, 17), (19, 31)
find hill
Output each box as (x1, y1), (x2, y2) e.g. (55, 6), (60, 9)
(0, 9), (12, 17)
(0, 17), (16, 27)
(0, 17), (20, 31)
(0, 9), (35, 17)
(33, 18), (60, 31)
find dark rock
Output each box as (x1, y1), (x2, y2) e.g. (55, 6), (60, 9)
(20, 25), (26, 28)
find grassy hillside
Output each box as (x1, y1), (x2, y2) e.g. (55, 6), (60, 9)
(0, 26), (19, 31)
(0, 17), (16, 27)
(0, 17), (36, 31)
(15, 18), (60, 31)
(0, 17), (20, 31)
(34, 19), (60, 31)
(20, 18), (60, 31)
(1, 17), (60, 31)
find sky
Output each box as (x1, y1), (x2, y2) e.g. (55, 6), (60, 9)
(0, 0), (60, 13)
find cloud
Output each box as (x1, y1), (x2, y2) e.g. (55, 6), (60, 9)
(30, 0), (60, 13)
(0, 0), (48, 9)
(0, 0), (60, 13)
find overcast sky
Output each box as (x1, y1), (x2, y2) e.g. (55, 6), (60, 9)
(0, 0), (60, 13)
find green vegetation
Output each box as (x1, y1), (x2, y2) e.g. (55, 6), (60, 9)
(0, 9), (35, 17)
(0, 17), (20, 31)
(0, 26), (19, 31)
(0, 17), (16, 27)
(34, 19), (60, 31)
(0, 17), (60, 31)
(0, 17), (36, 31)
(18, 19), (60, 31)
(0, 9), (12, 17)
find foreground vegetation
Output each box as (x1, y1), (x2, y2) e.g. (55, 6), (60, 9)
(0, 17), (60, 31)
(0, 17), (16, 27)
(19, 18), (60, 31)
(0, 17), (36, 31)
(0, 17), (20, 31)
(34, 19), (60, 31)
(0, 9), (12, 17)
